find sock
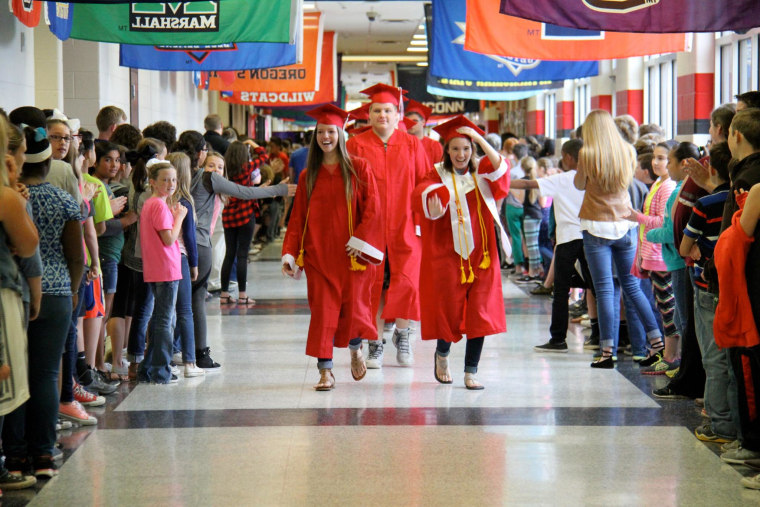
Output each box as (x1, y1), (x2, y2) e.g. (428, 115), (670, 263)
(76, 353), (88, 377)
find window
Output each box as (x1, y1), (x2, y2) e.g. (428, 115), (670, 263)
(714, 30), (760, 106)
(544, 92), (556, 139)
(574, 80), (590, 128)
(644, 55), (677, 138)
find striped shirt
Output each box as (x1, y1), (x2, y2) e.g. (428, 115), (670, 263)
(683, 183), (730, 289)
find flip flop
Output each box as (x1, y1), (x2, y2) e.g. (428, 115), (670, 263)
(464, 372), (484, 390)
(350, 348), (366, 381)
(237, 297), (256, 306)
(219, 295), (235, 305)
(434, 352), (453, 384)
(314, 369), (335, 391)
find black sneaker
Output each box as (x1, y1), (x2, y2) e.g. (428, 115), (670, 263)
(583, 334), (600, 350)
(534, 341), (568, 353)
(32, 456), (57, 478)
(530, 285), (553, 296)
(4, 457), (32, 476)
(569, 300), (588, 317)
(0, 471), (36, 490)
(638, 351), (663, 367)
(196, 347), (221, 371)
(652, 385), (688, 399)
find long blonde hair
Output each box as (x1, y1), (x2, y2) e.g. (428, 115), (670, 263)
(521, 156), (539, 204)
(166, 152), (194, 213)
(305, 125), (358, 201)
(579, 110), (635, 193)
(0, 116), (8, 186)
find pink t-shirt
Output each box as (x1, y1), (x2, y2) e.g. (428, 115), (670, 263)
(140, 197), (182, 282)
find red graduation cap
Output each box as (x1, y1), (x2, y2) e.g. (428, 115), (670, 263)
(347, 124), (372, 137)
(405, 99), (433, 121)
(398, 116), (417, 132)
(360, 83), (407, 106)
(432, 115), (485, 143)
(305, 104), (349, 128)
(348, 103), (370, 122)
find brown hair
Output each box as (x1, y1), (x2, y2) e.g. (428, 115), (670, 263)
(96, 106), (127, 133)
(304, 125), (358, 201)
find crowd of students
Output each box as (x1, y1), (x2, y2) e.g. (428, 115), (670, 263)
(4, 86), (760, 491)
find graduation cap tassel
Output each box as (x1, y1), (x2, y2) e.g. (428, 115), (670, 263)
(347, 196), (366, 272)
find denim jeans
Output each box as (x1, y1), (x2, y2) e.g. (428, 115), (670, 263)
(127, 268), (154, 364)
(172, 255), (196, 363)
(138, 281), (179, 383)
(191, 244), (212, 351)
(317, 338), (362, 370)
(693, 276), (736, 439)
(3, 295), (71, 458)
(436, 337), (485, 373)
(61, 273), (87, 403)
(670, 267), (689, 342)
(582, 229), (661, 350)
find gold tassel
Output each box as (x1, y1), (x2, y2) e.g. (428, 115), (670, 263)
(460, 265), (467, 284)
(296, 250), (305, 268)
(479, 250), (491, 270)
(467, 267), (475, 284)
(349, 256), (366, 271)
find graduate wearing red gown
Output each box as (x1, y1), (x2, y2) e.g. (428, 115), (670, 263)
(406, 99), (444, 165)
(412, 116), (511, 390)
(282, 105), (383, 390)
(346, 84), (432, 362)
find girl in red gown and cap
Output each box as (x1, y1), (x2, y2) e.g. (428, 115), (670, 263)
(412, 116), (511, 389)
(282, 104), (383, 391)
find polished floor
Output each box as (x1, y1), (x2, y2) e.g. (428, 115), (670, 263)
(11, 247), (760, 506)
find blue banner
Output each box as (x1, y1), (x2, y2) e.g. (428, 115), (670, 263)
(429, 0), (597, 97)
(46, 2), (74, 40)
(120, 41), (298, 71)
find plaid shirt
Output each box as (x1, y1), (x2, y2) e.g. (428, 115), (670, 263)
(222, 146), (268, 228)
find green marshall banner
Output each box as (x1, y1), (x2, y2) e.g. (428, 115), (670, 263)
(68, 0), (297, 45)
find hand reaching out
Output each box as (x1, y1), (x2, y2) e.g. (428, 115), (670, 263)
(427, 195), (445, 219)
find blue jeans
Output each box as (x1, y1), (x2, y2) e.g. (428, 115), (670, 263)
(3, 295), (71, 458)
(61, 273), (87, 403)
(582, 229), (661, 350)
(693, 275), (736, 439)
(173, 255), (196, 363)
(138, 281), (178, 383)
(127, 268), (154, 364)
(671, 267), (689, 341)
(622, 278), (664, 357)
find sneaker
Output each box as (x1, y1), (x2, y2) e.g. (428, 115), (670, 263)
(0, 471), (36, 490)
(583, 335), (600, 350)
(632, 354), (648, 362)
(664, 366), (681, 378)
(569, 300), (588, 317)
(52, 447), (63, 462)
(196, 347), (221, 371)
(741, 474), (760, 490)
(170, 364), (180, 377)
(150, 374), (179, 385)
(694, 423), (733, 443)
(515, 276), (540, 284)
(172, 352), (183, 365)
(721, 446), (760, 464)
(184, 363), (205, 378)
(59, 401), (97, 426)
(4, 457), (31, 476)
(641, 358), (680, 375)
(534, 341), (568, 353)
(722, 439), (741, 453)
(366, 340), (384, 369)
(592, 351), (617, 361)
(80, 369), (118, 396)
(57, 418), (73, 431)
(32, 456), (57, 478)
(74, 383), (105, 407)
(392, 328), (414, 366)
(652, 386), (688, 399)
(638, 350), (663, 368)
(530, 285), (553, 296)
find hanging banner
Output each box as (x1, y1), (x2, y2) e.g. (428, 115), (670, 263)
(203, 12), (322, 93)
(222, 32), (337, 107)
(45, 2), (73, 40)
(397, 67), (480, 116)
(67, 0), (297, 45)
(118, 10), (315, 71)
(428, 0), (594, 98)
(465, 0), (689, 61)
(12, 0), (43, 27)
(499, 0), (760, 34)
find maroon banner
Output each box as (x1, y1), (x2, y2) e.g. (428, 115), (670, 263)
(500, 0), (760, 33)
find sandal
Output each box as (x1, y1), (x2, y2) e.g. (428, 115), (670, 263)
(219, 295), (234, 305)
(350, 348), (366, 381)
(434, 352), (453, 384)
(314, 369), (335, 391)
(237, 297), (256, 306)
(464, 372), (484, 390)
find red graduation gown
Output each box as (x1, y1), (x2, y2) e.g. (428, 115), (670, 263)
(412, 157), (510, 342)
(421, 136), (444, 166)
(282, 157), (383, 359)
(347, 129), (431, 321)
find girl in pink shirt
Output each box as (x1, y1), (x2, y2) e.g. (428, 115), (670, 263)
(138, 162), (186, 384)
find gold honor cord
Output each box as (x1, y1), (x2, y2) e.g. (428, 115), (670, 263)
(473, 179), (491, 270)
(295, 187), (365, 272)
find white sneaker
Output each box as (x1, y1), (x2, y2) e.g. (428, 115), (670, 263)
(172, 352), (183, 365)
(366, 340), (384, 369)
(392, 327), (414, 366)
(170, 364), (181, 377)
(184, 363), (206, 378)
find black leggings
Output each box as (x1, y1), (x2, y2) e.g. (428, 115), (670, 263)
(221, 217), (255, 293)
(436, 337), (485, 372)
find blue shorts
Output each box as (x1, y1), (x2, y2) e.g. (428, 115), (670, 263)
(100, 257), (118, 295)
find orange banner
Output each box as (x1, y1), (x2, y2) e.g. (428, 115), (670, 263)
(222, 32), (336, 107)
(464, 0), (689, 61)
(203, 12), (322, 92)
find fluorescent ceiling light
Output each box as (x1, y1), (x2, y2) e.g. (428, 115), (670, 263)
(416, 62), (428, 67)
(407, 47), (428, 52)
(418, 24), (425, 29)
(303, 2), (316, 8)
(410, 40), (427, 46)
(342, 54), (427, 62)
(412, 34), (426, 39)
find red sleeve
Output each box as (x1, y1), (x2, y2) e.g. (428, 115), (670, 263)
(282, 170), (309, 258)
(412, 170), (450, 217)
(411, 136), (433, 185)
(477, 156), (510, 200)
(352, 159), (383, 251)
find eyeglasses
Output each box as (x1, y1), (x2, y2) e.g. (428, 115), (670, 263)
(200, 147), (209, 152)
(49, 134), (72, 143)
